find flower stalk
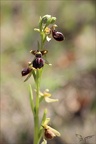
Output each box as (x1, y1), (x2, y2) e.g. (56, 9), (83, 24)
(21, 15), (64, 144)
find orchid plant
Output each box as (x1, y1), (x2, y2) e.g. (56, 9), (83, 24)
(21, 15), (64, 144)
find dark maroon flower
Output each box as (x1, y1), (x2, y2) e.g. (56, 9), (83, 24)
(21, 67), (32, 76)
(30, 50), (48, 69)
(52, 30), (64, 41)
(32, 57), (44, 69)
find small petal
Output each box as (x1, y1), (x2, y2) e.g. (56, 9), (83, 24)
(45, 97), (58, 103)
(43, 118), (50, 126)
(45, 59), (52, 66)
(39, 89), (51, 97)
(48, 63), (52, 66)
(44, 92), (51, 97)
(47, 126), (61, 137)
(45, 89), (49, 92)
(41, 139), (47, 144)
(39, 91), (44, 96)
(44, 27), (51, 35)
(34, 28), (40, 32)
(46, 36), (51, 42)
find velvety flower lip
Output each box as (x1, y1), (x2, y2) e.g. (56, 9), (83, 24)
(32, 57), (44, 69)
(21, 67), (32, 76)
(21, 62), (36, 82)
(21, 62), (35, 76)
(51, 24), (65, 41)
(52, 30), (64, 41)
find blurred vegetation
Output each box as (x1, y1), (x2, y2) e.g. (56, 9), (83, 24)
(1, 1), (96, 144)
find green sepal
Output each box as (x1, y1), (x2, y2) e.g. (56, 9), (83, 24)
(50, 17), (56, 24)
(41, 109), (47, 125)
(44, 16), (56, 28)
(29, 84), (34, 114)
(38, 109), (47, 142)
(37, 41), (40, 51)
(39, 96), (44, 103)
(39, 16), (42, 31)
(32, 69), (37, 83)
(24, 73), (32, 82)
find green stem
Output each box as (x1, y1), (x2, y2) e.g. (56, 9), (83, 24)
(40, 27), (45, 50)
(34, 113), (39, 144)
(40, 33), (43, 50)
(34, 70), (40, 144)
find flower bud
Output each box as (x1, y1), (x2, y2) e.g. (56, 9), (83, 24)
(41, 15), (51, 24)
(50, 17), (56, 24)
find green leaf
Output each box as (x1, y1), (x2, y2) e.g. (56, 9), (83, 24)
(29, 84), (34, 114)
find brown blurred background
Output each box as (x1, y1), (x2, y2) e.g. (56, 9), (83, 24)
(1, 0), (96, 144)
